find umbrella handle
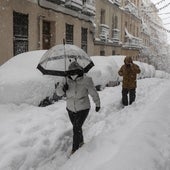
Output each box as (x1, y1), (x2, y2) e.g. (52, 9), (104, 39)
(63, 38), (67, 84)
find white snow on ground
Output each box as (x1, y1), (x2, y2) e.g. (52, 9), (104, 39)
(0, 78), (170, 170)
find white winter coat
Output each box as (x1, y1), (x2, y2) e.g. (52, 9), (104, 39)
(57, 75), (100, 112)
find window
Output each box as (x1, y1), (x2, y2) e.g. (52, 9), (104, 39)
(133, 25), (135, 36)
(112, 15), (118, 37)
(100, 50), (105, 56)
(112, 15), (118, 29)
(125, 21), (128, 28)
(114, 16), (118, 29)
(43, 21), (51, 49)
(137, 27), (139, 37)
(112, 15), (114, 37)
(100, 9), (105, 24)
(130, 24), (132, 32)
(66, 23), (74, 44)
(81, 27), (88, 52)
(13, 11), (28, 56)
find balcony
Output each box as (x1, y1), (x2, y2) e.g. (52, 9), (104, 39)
(65, 0), (83, 11)
(124, 1), (139, 18)
(123, 38), (142, 49)
(123, 28), (142, 49)
(99, 24), (110, 42)
(112, 28), (120, 43)
(82, 2), (96, 16)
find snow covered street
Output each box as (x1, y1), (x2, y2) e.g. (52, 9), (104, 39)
(0, 78), (170, 170)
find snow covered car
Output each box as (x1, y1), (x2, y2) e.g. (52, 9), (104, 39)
(0, 51), (62, 106)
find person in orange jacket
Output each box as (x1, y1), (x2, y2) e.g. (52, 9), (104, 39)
(118, 56), (141, 106)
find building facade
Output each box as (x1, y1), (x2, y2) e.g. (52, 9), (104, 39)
(0, 0), (168, 67)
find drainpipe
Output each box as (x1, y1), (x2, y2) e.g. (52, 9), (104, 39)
(38, 15), (45, 49)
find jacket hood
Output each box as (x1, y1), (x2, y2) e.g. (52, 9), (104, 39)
(68, 61), (83, 71)
(124, 56), (133, 64)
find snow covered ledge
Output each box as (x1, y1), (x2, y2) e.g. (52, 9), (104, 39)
(82, 1), (96, 16)
(38, 0), (92, 22)
(65, 0), (83, 11)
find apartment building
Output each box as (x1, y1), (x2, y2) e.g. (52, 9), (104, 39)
(93, 0), (122, 56)
(0, 0), (95, 65)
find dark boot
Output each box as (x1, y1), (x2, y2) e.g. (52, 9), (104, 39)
(129, 88), (136, 104)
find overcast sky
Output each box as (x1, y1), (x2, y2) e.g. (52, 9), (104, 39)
(151, 0), (170, 44)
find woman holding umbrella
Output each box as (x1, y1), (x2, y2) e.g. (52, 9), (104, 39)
(57, 61), (101, 154)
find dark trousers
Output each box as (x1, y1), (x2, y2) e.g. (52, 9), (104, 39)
(67, 108), (89, 152)
(122, 88), (136, 106)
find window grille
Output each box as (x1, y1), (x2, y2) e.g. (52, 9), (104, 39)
(66, 24), (74, 44)
(13, 11), (28, 56)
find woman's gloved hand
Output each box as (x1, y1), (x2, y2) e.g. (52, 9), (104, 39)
(63, 83), (69, 92)
(95, 106), (100, 112)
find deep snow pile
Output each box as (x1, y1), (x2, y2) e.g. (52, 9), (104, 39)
(0, 78), (170, 170)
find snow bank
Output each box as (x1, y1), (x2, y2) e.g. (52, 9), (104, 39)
(155, 70), (170, 79)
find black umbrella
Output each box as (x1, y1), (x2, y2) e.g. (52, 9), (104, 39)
(37, 44), (94, 76)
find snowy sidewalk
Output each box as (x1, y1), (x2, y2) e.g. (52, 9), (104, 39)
(0, 78), (170, 170)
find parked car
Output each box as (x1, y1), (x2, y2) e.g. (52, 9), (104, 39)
(0, 50), (61, 106)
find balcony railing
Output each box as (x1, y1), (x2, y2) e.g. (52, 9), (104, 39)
(123, 38), (142, 49)
(123, 28), (142, 49)
(99, 24), (110, 41)
(65, 0), (83, 11)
